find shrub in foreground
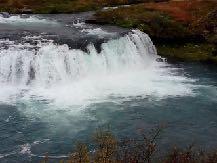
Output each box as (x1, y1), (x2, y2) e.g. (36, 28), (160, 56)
(41, 126), (217, 163)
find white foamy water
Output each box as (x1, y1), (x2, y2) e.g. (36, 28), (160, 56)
(81, 27), (116, 37)
(0, 30), (196, 108)
(0, 15), (57, 24)
(102, 5), (131, 11)
(72, 19), (85, 27)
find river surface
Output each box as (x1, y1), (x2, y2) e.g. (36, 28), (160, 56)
(0, 14), (217, 163)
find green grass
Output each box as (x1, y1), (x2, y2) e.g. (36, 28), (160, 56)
(157, 43), (217, 63)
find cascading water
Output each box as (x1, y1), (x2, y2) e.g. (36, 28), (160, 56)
(0, 29), (194, 106)
(0, 30), (156, 86)
(2, 15), (217, 162)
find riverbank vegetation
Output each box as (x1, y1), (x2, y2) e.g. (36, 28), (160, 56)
(94, 0), (217, 64)
(41, 128), (217, 163)
(0, 0), (144, 13)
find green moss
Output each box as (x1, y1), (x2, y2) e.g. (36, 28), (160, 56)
(157, 43), (217, 64)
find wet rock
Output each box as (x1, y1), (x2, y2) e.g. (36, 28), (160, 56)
(20, 8), (33, 14)
(85, 19), (97, 24)
(20, 14), (30, 19)
(156, 58), (165, 62)
(85, 17), (107, 25)
(0, 12), (10, 18)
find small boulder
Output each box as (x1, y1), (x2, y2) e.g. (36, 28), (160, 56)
(20, 14), (30, 19)
(0, 12), (10, 18)
(156, 58), (165, 62)
(20, 8), (33, 14)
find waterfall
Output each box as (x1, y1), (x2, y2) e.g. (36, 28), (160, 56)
(0, 29), (194, 106)
(0, 30), (157, 87)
